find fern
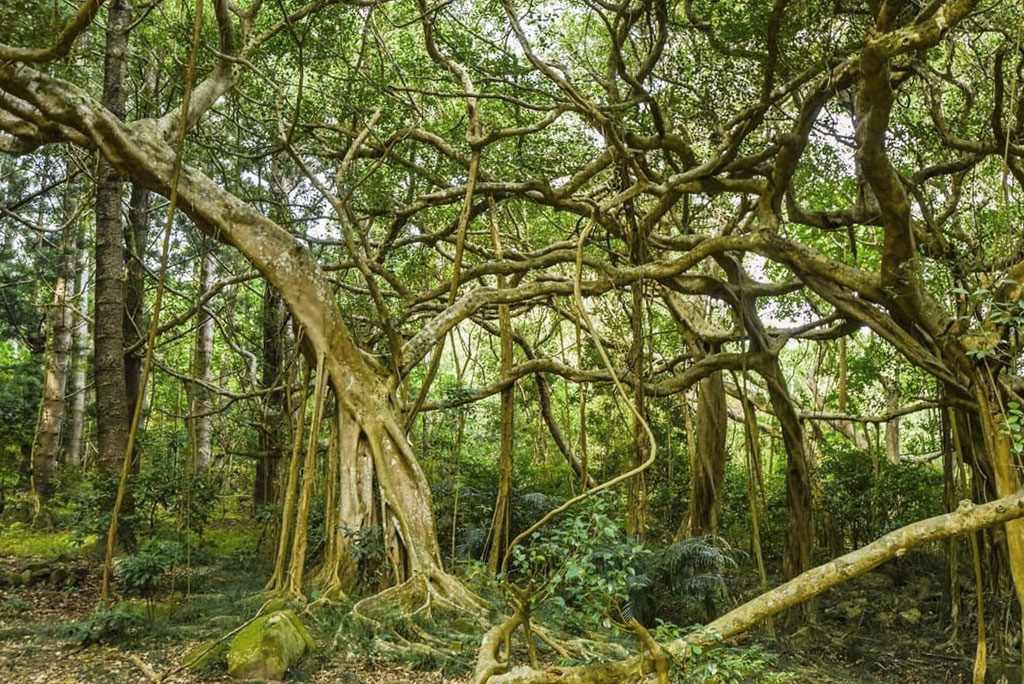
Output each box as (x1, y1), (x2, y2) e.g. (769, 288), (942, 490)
(626, 536), (736, 626)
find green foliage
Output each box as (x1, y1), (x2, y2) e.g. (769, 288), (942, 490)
(818, 441), (943, 551)
(117, 538), (184, 597)
(0, 522), (87, 558)
(52, 468), (128, 546)
(60, 606), (148, 645)
(626, 537), (737, 626)
(511, 495), (643, 630)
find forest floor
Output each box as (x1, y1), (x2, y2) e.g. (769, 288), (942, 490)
(0, 520), (1015, 683)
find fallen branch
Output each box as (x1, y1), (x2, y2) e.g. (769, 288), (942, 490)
(121, 652), (161, 682)
(478, 490), (1024, 683)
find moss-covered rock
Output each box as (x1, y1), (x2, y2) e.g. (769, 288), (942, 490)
(183, 639), (229, 673)
(227, 610), (314, 681)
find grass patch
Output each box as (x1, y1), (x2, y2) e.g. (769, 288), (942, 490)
(0, 524), (93, 558)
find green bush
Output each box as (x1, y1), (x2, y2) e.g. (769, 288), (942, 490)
(818, 440), (942, 551)
(117, 537), (185, 597)
(61, 606), (148, 645)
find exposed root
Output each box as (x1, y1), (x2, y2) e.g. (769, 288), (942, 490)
(352, 570), (487, 628)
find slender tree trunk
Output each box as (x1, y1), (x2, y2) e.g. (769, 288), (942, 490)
(680, 371), (727, 538)
(885, 381), (900, 464)
(739, 389), (772, 635)
(484, 210), (514, 572)
(93, 0), (131, 472)
(124, 183), (149, 435)
(626, 238), (648, 539)
(30, 175), (77, 504)
(484, 287), (514, 572)
(762, 358), (814, 582)
(65, 236), (90, 466)
(189, 245), (215, 472)
(973, 376), (1024, 645)
(255, 282), (285, 504)
(287, 355), (327, 597)
(267, 362), (310, 593)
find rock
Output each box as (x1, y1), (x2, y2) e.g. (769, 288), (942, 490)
(899, 607), (922, 625)
(227, 610), (314, 681)
(183, 639), (229, 672)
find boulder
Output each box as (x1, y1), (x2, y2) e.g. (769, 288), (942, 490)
(183, 639), (229, 672)
(227, 610), (314, 681)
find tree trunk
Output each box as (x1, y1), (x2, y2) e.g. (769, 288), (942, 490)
(189, 244), (215, 472)
(680, 371), (727, 538)
(93, 0), (131, 472)
(761, 358), (814, 581)
(973, 377), (1024, 635)
(885, 382), (900, 464)
(30, 174), (77, 504)
(65, 235), (90, 466)
(255, 282), (285, 504)
(626, 248), (648, 540)
(484, 285), (514, 572)
(0, 58), (481, 607)
(124, 182), (149, 434)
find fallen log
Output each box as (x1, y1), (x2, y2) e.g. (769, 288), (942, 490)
(478, 491), (1024, 683)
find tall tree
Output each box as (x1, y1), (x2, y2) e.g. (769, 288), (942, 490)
(64, 230), (90, 465)
(30, 166), (77, 504)
(255, 281), (284, 503)
(92, 0), (131, 472)
(682, 370), (727, 538)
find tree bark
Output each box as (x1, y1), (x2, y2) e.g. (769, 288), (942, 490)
(30, 171), (77, 503)
(761, 358), (814, 581)
(885, 381), (900, 464)
(124, 182), (149, 433)
(680, 370), (727, 538)
(93, 0), (131, 473)
(65, 233), (90, 466)
(626, 235), (648, 540)
(189, 244), (215, 473)
(484, 280), (514, 572)
(255, 281), (285, 503)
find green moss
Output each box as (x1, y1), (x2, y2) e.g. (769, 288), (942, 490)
(227, 610), (314, 681)
(112, 599), (178, 621)
(183, 639), (229, 673)
(203, 522), (260, 557)
(0, 525), (93, 558)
